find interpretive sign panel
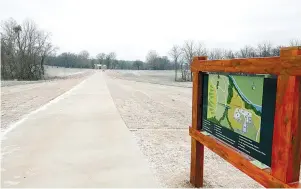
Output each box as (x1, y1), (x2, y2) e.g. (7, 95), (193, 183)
(202, 73), (277, 166)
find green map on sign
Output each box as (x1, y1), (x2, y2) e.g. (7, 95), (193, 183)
(207, 74), (264, 143)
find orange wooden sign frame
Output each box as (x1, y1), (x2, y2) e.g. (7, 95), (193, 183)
(189, 46), (301, 188)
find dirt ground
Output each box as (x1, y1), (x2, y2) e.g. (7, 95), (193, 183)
(1, 70), (93, 131)
(105, 70), (262, 188)
(108, 70), (192, 88)
(1, 69), (299, 188)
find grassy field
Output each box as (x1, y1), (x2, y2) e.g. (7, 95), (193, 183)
(210, 75), (229, 120)
(207, 81), (217, 119)
(232, 75), (264, 106)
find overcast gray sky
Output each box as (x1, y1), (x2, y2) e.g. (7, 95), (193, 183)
(1, 0), (300, 60)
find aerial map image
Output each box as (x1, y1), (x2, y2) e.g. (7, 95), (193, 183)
(207, 74), (264, 143)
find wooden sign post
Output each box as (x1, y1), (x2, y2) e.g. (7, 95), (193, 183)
(189, 47), (301, 188)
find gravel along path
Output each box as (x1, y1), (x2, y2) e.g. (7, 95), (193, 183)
(105, 72), (263, 188)
(106, 70), (192, 88)
(1, 71), (93, 131)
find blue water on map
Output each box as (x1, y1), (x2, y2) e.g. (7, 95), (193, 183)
(229, 75), (262, 113)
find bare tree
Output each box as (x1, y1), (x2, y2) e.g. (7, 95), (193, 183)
(178, 57), (188, 81)
(1, 18), (19, 78)
(271, 45), (283, 56)
(181, 40), (196, 81)
(112, 59), (119, 69)
(256, 42), (273, 57)
(169, 45), (182, 81)
(78, 50), (90, 68)
(133, 60), (144, 70)
(146, 50), (159, 70)
(289, 39), (301, 46)
(195, 42), (207, 56)
(79, 50), (89, 59)
(96, 53), (106, 65)
(224, 49), (236, 59)
(105, 52), (116, 69)
(1, 18), (55, 80)
(180, 41), (207, 81)
(236, 45), (257, 58)
(208, 48), (225, 60)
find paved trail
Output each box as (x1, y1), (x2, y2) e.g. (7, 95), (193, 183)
(1, 72), (159, 188)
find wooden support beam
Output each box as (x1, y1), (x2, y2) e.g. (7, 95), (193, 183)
(190, 56), (206, 187)
(271, 48), (301, 183)
(189, 127), (301, 188)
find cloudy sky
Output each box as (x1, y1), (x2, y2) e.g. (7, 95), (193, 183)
(1, 0), (300, 60)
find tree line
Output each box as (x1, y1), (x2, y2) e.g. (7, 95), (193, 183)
(1, 18), (300, 81)
(1, 18), (164, 80)
(46, 52), (145, 70)
(169, 39), (301, 81)
(47, 50), (174, 71)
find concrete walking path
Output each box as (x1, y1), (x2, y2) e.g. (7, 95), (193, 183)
(1, 72), (159, 188)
